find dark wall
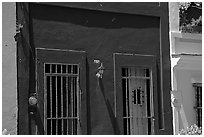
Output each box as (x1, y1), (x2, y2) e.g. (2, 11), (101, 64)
(16, 3), (31, 134)
(27, 3), (172, 135)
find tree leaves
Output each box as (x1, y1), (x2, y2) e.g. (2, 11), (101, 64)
(179, 2), (202, 33)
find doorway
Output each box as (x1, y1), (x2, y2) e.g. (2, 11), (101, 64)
(114, 53), (158, 135)
(34, 48), (87, 135)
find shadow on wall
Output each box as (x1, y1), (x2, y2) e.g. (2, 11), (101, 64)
(30, 3), (159, 29)
(98, 78), (121, 134)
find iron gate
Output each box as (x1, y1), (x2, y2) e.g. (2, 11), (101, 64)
(35, 48), (87, 135)
(44, 63), (80, 135)
(122, 67), (154, 135)
(114, 53), (158, 135)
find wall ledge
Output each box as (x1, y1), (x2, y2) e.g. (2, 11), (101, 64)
(172, 53), (202, 58)
(170, 31), (202, 40)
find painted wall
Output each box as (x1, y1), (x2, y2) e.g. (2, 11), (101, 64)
(176, 66), (202, 127)
(28, 3), (172, 135)
(171, 33), (202, 131)
(16, 3), (173, 135)
(30, 4), (159, 135)
(2, 2), (17, 135)
(169, 2), (202, 134)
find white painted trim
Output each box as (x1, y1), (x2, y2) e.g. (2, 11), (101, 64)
(191, 78), (202, 84)
(36, 47), (86, 53)
(113, 53), (155, 57)
(170, 31), (202, 40)
(172, 55), (202, 71)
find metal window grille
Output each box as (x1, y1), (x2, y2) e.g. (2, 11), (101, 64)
(193, 83), (202, 127)
(44, 63), (80, 135)
(122, 67), (154, 135)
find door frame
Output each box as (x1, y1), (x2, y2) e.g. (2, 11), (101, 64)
(113, 53), (159, 135)
(34, 48), (87, 135)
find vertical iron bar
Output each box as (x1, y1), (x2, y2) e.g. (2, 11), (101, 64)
(196, 87), (198, 126)
(50, 74), (52, 135)
(77, 68), (80, 134)
(72, 76), (75, 134)
(198, 87), (200, 107)
(70, 65), (73, 134)
(66, 65), (69, 135)
(129, 67), (133, 135)
(61, 65), (64, 134)
(197, 87), (199, 126)
(199, 87), (202, 127)
(68, 68), (71, 135)
(199, 87), (201, 107)
(125, 70), (128, 134)
(66, 75), (69, 135)
(198, 87), (201, 127)
(56, 65), (58, 134)
(74, 76), (76, 134)
(44, 65), (46, 135)
(136, 68), (139, 135)
(200, 87), (202, 127)
(127, 68), (130, 135)
(135, 68), (138, 135)
(74, 77), (77, 134)
(48, 64), (51, 134)
(197, 87), (200, 126)
(150, 70), (154, 134)
(125, 68), (129, 135)
(143, 78), (145, 135)
(196, 87), (198, 107)
(44, 74), (47, 135)
(140, 79), (145, 135)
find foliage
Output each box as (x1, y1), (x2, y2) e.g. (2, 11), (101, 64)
(178, 124), (202, 135)
(179, 2), (202, 33)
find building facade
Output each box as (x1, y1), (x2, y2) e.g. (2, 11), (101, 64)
(169, 2), (202, 135)
(3, 2), (173, 135)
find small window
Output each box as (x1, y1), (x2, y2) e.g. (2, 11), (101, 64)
(193, 83), (202, 127)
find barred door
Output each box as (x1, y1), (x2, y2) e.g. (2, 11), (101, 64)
(122, 67), (154, 135)
(114, 53), (158, 135)
(35, 48), (86, 135)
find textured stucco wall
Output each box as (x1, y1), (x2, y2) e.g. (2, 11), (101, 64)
(171, 33), (202, 133)
(175, 68), (202, 129)
(169, 2), (202, 134)
(2, 2), (17, 135)
(173, 37), (202, 130)
(169, 2), (179, 32)
(31, 7), (160, 134)
(27, 3), (173, 134)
